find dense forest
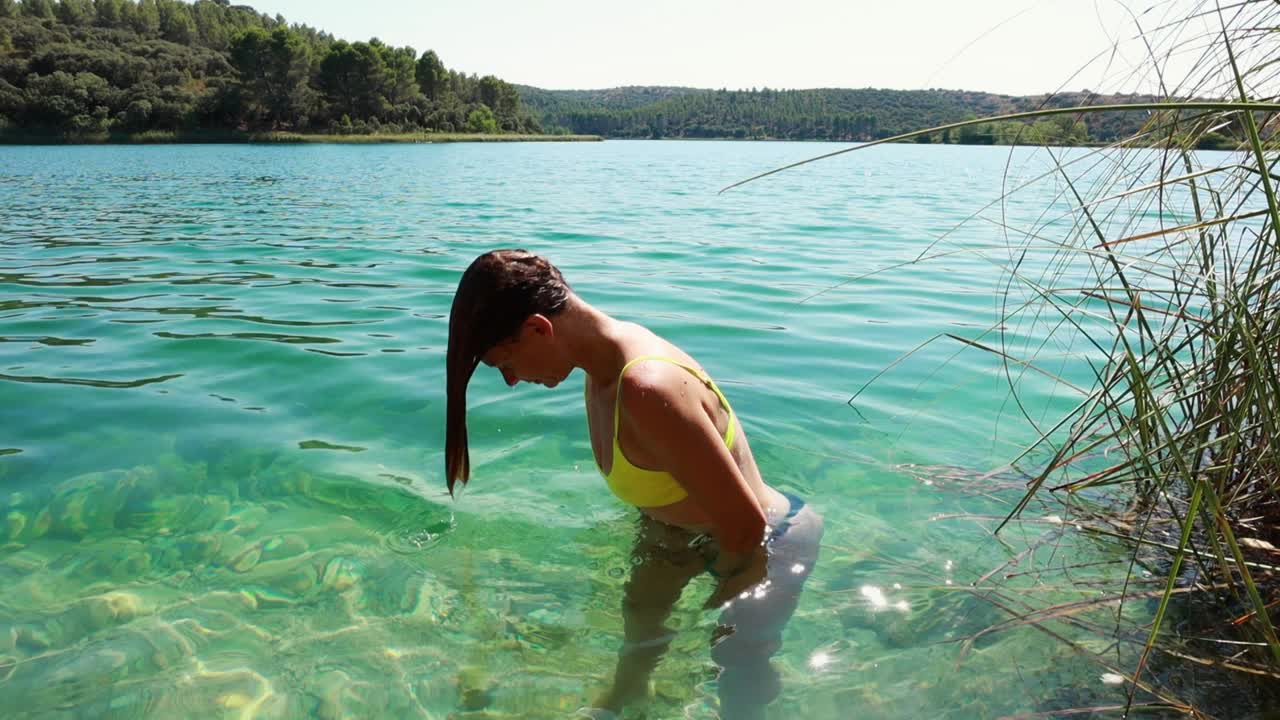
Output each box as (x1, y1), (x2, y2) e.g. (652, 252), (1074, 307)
(0, 0), (541, 136)
(0, 0), (1235, 147)
(519, 85), (1172, 145)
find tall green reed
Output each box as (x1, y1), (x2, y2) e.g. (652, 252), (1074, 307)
(728, 0), (1279, 712)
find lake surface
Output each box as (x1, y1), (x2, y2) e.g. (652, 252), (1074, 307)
(0, 140), (1194, 718)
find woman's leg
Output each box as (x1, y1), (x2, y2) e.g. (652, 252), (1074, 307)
(711, 502), (824, 720)
(593, 516), (706, 714)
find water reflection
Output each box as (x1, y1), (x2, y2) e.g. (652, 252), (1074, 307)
(155, 331), (342, 345)
(298, 440), (366, 452)
(0, 336), (95, 346)
(0, 371), (183, 388)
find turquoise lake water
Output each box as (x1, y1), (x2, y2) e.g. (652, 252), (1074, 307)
(0, 140), (1206, 718)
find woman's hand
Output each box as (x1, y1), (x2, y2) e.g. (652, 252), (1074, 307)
(703, 544), (769, 609)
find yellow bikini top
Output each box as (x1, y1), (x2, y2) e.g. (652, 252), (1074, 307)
(590, 355), (737, 508)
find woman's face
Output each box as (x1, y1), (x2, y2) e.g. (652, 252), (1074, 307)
(481, 315), (567, 388)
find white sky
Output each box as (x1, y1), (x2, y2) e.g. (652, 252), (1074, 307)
(248, 0), (1195, 95)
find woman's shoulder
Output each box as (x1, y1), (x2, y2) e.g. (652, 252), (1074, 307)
(617, 353), (708, 412)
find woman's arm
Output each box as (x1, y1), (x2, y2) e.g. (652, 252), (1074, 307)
(620, 365), (768, 558)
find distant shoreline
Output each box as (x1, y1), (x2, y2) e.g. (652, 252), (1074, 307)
(0, 131), (604, 146)
(0, 132), (1234, 151)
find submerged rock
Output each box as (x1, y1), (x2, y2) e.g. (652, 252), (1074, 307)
(217, 505), (269, 536)
(249, 587), (297, 608)
(5, 511), (25, 541)
(175, 532), (223, 565)
(2, 498), (45, 542)
(313, 669), (351, 719)
(398, 573), (460, 622)
(58, 537), (153, 583)
(14, 591), (153, 651)
(229, 544), (262, 573)
(80, 592), (151, 631)
(320, 556), (362, 593)
(306, 665), (421, 719)
(157, 664), (283, 718)
(352, 557), (430, 615)
(0, 551), (54, 608)
(47, 470), (137, 538)
(245, 464), (310, 502)
(213, 534), (248, 568)
(188, 495), (232, 532)
(27, 508), (51, 541)
(117, 492), (209, 534)
(109, 547), (153, 582)
(15, 624), (52, 651)
(277, 565), (318, 595)
(49, 487), (96, 538)
(456, 665), (496, 711)
(259, 534), (309, 561)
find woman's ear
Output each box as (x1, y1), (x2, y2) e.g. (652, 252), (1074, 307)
(526, 314), (554, 337)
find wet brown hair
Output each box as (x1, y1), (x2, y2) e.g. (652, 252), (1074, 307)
(445, 249), (571, 495)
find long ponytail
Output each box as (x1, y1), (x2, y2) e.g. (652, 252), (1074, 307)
(444, 250), (570, 495)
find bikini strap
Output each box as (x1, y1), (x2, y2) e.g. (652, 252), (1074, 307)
(612, 356), (736, 447)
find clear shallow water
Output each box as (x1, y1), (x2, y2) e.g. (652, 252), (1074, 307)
(0, 141), (1190, 718)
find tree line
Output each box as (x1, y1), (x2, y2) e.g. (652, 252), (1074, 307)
(0, 0), (541, 135)
(0, 2), (1240, 147)
(519, 85), (1176, 145)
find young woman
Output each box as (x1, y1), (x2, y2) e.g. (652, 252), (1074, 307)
(446, 249), (823, 719)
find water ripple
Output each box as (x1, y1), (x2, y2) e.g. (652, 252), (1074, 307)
(0, 371), (183, 388)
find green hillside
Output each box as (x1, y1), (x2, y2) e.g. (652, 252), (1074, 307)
(0, 0), (541, 137)
(519, 85), (1161, 144)
(514, 85), (703, 112)
(0, 1), (1219, 146)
